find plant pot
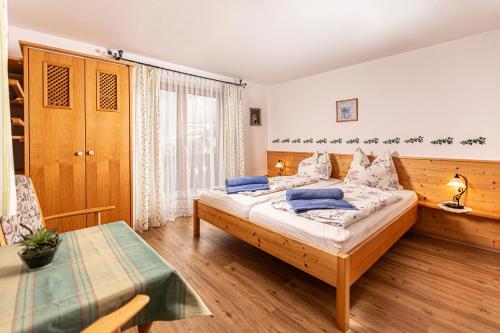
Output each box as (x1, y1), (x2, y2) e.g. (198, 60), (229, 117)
(18, 246), (59, 271)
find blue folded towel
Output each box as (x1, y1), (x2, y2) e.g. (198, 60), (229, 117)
(288, 199), (357, 213)
(226, 183), (270, 194)
(225, 176), (269, 187)
(286, 188), (344, 201)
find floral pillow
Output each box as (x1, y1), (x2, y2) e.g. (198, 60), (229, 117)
(316, 152), (332, 180)
(344, 148), (402, 190)
(0, 176), (43, 245)
(297, 151), (319, 178)
(297, 151), (332, 180)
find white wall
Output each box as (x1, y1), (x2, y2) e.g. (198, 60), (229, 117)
(242, 82), (269, 175)
(8, 26), (268, 175)
(268, 29), (500, 160)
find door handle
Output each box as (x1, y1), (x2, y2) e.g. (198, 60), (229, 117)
(74, 151), (84, 157)
(87, 150), (95, 156)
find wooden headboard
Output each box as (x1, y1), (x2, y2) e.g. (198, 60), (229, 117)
(267, 150), (500, 214)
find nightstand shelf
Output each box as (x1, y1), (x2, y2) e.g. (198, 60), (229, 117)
(418, 200), (500, 220)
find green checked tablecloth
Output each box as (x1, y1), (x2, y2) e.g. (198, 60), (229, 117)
(0, 221), (211, 333)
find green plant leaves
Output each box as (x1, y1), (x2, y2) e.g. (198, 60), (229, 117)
(20, 227), (61, 257)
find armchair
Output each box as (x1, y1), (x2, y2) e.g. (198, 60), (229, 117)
(0, 175), (115, 246)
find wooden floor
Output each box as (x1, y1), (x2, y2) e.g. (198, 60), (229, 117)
(125, 217), (500, 333)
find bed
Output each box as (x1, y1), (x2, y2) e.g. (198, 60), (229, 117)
(198, 176), (341, 219)
(193, 191), (418, 331)
(193, 152), (419, 331)
(249, 187), (417, 253)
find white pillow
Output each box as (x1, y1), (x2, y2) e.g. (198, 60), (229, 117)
(317, 151), (332, 180)
(344, 148), (402, 190)
(297, 151), (332, 180)
(297, 152), (319, 178)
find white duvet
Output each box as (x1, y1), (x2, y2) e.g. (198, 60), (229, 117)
(216, 175), (319, 197)
(200, 177), (341, 219)
(249, 188), (417, 253)
(271, 184), (401, 228)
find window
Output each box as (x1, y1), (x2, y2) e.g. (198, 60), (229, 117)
(159, 90), (221, 197)
(187, 94), (219, 193)
(134, 68), (243, 226)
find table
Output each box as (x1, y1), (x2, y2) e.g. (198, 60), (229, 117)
(0, 222), (211, 332)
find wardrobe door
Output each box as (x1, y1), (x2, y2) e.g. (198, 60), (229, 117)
(85, 59), (131, 226)
(28, 48), (87, 231)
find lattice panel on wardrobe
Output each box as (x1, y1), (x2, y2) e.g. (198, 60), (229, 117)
(97, 71), (119, 111)
(45, 64), (71, 108)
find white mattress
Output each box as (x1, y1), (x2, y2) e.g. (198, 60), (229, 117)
(248, 189), (417, 254)
(198, 178), (341, 219)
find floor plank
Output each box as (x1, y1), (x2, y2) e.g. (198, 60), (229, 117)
(124, 218), (500, 333)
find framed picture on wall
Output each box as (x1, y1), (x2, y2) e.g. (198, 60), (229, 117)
(250, 107), (262, 126)
(336, 98), (358, 122)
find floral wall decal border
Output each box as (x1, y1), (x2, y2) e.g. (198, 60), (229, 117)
(270, 135), (486, 147)
(404, 136), (424, 144)
(363, 138), (379, 144)
(460, 137), (486, 145)
(383, 137), (401, 144)
(430, 137), (453, 145)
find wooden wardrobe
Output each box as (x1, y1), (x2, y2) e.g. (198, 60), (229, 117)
(21, 42), (133, 232)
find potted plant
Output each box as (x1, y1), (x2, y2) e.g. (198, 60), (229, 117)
(18, 225), (61, 270)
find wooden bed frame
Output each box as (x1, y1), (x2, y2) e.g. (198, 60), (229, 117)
(192, 149), (500, 329)
(193, 198), (419, 331)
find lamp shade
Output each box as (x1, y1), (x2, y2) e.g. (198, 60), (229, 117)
(447, 174), (466, 189)
(275, 160), (285, 169)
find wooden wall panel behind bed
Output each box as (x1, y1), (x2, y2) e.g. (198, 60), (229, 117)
(267, 150), (500, 250)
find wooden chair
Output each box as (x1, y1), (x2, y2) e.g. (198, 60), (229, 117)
(81, 295), (150, 333)
(0, 175), (115, 246)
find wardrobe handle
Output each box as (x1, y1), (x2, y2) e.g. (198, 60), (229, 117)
(87, 150), (95, 156)
(74, 151), (84, 157)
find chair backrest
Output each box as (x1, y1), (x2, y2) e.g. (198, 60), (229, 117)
(0, 176), (44, 246)
(81, 295), (150, 333)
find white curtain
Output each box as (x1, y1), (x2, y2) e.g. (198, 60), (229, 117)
(0, 0), (16, 217)
(222, 84), (245, 178)
(133, 65), (244, 231)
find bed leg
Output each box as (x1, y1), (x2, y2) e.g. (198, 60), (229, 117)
(193, 199), (200, 238)
(336, 254), (350, 332)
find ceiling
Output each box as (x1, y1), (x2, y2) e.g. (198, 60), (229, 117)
(9, 0), (500, 85)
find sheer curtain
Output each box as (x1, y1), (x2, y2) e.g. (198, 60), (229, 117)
(1, 0), (16, 216)
(133, 65), (243, 231)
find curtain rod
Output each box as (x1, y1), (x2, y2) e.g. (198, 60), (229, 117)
(107, 49), (246, 87)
